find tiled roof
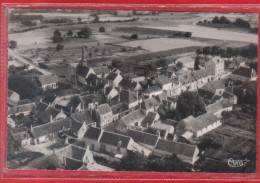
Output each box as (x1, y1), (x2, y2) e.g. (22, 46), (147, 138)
(106, 72), (118, 81)
(64, 157), (83, 170)
(70, 120), (83, 133)
(141, 97), (160, 110)
(200, 80), (225, 94)
(155, 139), (197, 158)
(83, 126), (102, 140)
(96, 103), (112, 116)
(38, 74), (58, 86)
(70, 110), (94, 124)
(120, 90), (137, 104)
(192, 69), (211, 80)
(79, 93), (106, 106)
(8, 103), (36, 115)
(206, 99), (232, 114)
(157, 75), (171, 86)
(99, 131), (131, 148)
(151, 122), (173, 131)
(111, 102), (128, 115)
(38, 107), (60, 124)
(233, 67), (255, 78)
(127, 129), (159, 146)
(144, 85), (162, 94)
(31, 118), (71, 138)
(33, 102), (48, 120)
(178, 73), (196, 85)
(120, 109), (145, 125)
(163, 119), (178, 127)
(141, 111), (158, 127)
(42, 94), (57, 104)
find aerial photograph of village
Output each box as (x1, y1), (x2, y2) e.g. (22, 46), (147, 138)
(6, 9), (258, 173)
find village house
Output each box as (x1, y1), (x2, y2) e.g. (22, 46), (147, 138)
(230, 66), (257, 81)
(193, 69), (212, 89)
(82, 127), (151, 157)
(205, 56), (225, 76)
(30, 118), (71, 144)
(153, 139), (200, 165)
(106, 72), (123, 87)
(59, 144), (94, 170)
(33, 101), (49, 120)
(79, 93), (106, 111)
(176, 56), (195, 70)
(115, 109), (146, 133)
(104, 86), (118, 100)
(37, 106), (67, 124)
(13, 130), (32, 146)
(156, 75), (172, 96)
(38, 74), (58, 91)
(141, 97), (161, 115)
(8, 89), (20, 103)
(151, 122), (175, 139)
(8, 103), (36, 117)
(169, 78), (182, 96)
(119, 79), (143, 91)
(140, 111), (160, 128)
(119, 89), (139, 109)
(126, 129), (160, 150)
(198, 80), (225, 99)
(94, 103), (113, 127)
(178, 73), (197, 92)
(206, 98), (234, 118)
(111, 102), (129, 122)
(143, 85), (163, 98)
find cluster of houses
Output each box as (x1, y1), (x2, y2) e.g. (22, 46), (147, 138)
(8, 45), (257, 170)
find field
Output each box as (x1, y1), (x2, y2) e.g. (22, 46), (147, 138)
(116, 38), (208, 52)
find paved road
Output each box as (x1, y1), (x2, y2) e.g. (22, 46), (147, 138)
(9, 48), (52, 75)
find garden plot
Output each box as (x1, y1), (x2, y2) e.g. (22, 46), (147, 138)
(116, 38), (207, 52)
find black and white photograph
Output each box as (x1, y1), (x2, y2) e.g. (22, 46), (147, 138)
(7, 9), (258, 173)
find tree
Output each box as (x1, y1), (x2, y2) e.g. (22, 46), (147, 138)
(56, 43), (64, 51)
(130, 33), (138, 39)
(219, 16), (231, 24)
(203, 46), (211, 58)
(196, 48), (203, 55)
(77, 17), (82, 23)
(99, 26), (105, 33)
(52, 29), (63, 43)
(116, 150), (148, 171)
(77, 27), (92, 39)
(111, 59), (122, 68)
(7, 126), (21, 160)
(211, 46), (221, 56)
(212, 16), (220, 24)
(184, 32), (192, 38)
(194, 56), (200, 70)
(176, 62), (183, 69)
(176, 91), (206, 119)
(67, 30), (73, 37)
(226, 47), (233, 58)
(9, 40), (17, 49)
(247, 44), (258, 64)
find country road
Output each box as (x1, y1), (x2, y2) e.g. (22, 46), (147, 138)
(9, 48), (52, 75)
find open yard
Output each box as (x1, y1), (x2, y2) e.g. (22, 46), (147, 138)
(115, 38), (208, 52)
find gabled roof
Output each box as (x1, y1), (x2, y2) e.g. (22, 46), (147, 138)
(42, 94), (57, 104)
(206, 99), (233, 114)
(151, 122), (174, 131)
(96, 103), (112, 116)
(233, 67), (255, 78)
(8, 103), (36, 115)
(70, 110), (94, 124)
(38, 107), (61, 124)
(120, 109), (145, 125)
(127, 129), (159, 146)
(99, 131), (131, 148)
(156, 75), (171, 86)
(178, 73), (196, 85)
(106, 72), (118, 81)
(155, 139), (197, 158)
(31, 118), (71, 138)
(33, 102), (48, 120)
(38, 74), (58, 86)
(8, 89), (19, 98)
(141, 97), (160, 110)
(120, 90), (137, 104)
(206, 56), (224, 65)
(65, 96), (81, 111)
(63, 144), (87, 161)
(193, 69), (212, 80)
(163, 119), (178, 127)
(141, 111), (158, 127)
(119, 79), (140, 90)
(64, 157), (83, 170)
(200, 80), (225, 94)
(70, 119), (84, 133)
(144, 85), (162, 94)
(83, 126), (102, 140)
(111, 102), (128, 115)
